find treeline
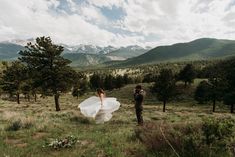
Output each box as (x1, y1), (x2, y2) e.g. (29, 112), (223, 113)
(83, 60), (218, 81)
(194, 58), (235, 113)
(148, 60), (235, 113)
(89, 73), (132, 90)
(71, 73), (133, 98)
(0, 36), (234, 114)
(151, 64), (196, 112)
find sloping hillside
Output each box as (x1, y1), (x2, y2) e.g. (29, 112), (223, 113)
(107, 45), (150, 59)
(117, 38), (235, 66)
(0, 43), (23, 60)
(63, 53), (111, 67)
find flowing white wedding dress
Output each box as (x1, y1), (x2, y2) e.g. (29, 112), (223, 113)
(78, 96), (120, 124)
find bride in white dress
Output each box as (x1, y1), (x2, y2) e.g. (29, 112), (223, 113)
(78, 88), (120, 124)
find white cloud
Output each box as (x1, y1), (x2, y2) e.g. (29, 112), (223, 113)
(0, 0), (235, 47)
(118, 0), (235, 46)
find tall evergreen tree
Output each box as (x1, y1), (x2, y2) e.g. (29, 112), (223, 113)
(208, 73), (226, 112)
(123, 74), (132, 84)
(152, 69), (176, 112)
(143, 73), (155, 83)
(222, 59), (235, 113)
(90, 73), (104, 89)
(178, 64), (196, 87)
(223, 92), (235, 113)
(19, 36), (76, 111)
(104, 74), (115, 90)
(194, 80), (211, 104)
(2, 61), (26, 104)
(115, 75), (124, 89)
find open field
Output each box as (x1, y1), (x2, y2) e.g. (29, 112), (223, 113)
(0, 83), (234, 157)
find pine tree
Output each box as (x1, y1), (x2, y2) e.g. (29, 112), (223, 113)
(208, 73), (226, 112)
(152, 69), (176, 112)
(194, 81), (211, 104)
(178, 64), (196, 87)
(224, 92), (235, 113)
(143, 73), (155, 83)
(104, 74), (115, 90)
(90, 73), (104, 89)
(222, 59), (235, 113)
(19, 36), (76, 111)
(123, 74), (132, 84)
(2, 61), (26, 104)
(115, 75), (124, 89)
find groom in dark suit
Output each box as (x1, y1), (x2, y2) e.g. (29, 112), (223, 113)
(134, 85), (144, 125)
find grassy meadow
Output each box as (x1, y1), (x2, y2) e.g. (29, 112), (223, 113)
(0, 82), (234, 157)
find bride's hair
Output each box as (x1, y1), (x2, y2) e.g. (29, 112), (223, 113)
(96, 88), (105, 95)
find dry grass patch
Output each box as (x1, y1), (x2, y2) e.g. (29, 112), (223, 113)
(4, 138), (28, 148)
(32, 132), (48, 140)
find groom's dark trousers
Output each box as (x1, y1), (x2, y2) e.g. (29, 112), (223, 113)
(134, 92), (144, 125)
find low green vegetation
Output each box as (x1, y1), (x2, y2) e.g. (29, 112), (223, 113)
(0, 84), (235, 157)
(135, 117), (235, 157)
(0, 85), (234, 157)
(0, 36), (235, 156)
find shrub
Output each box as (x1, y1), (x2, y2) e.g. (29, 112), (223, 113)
(135, 118), (235, 157)
(202, 117), (234, 145)
(5, 118), (34, 131)
(5, 120), (22, 131)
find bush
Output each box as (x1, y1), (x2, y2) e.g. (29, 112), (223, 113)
(135, 118), (235, 157)
(5, 120), (22, 131)
(202, 117), (234, 145)
(5, 118), (34, 131)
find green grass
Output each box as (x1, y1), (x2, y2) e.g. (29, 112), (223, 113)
(0, 83), (234, 157)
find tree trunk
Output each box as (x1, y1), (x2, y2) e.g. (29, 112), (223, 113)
(34, 94), (37, 102)
(163, 100), (166, 112)
(28, 94), (30, 102)
(17, 93), (20, 104)
(212, 99), (216, 112)
(184, 81), (187, 87)
(54, 93), (60, 111)
(231, 104), (234, 113)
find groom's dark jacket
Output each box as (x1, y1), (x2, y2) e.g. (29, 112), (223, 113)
(134, 90), (144, 110)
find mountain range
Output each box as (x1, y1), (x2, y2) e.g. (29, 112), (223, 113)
(1, 38), (235, 67)
(62, 44), (150, 66)
(0, 39), (150, 66)
(110, 38), (235, 67)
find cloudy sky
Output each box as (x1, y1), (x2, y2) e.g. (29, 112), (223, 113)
(0, 0), (235, 47)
